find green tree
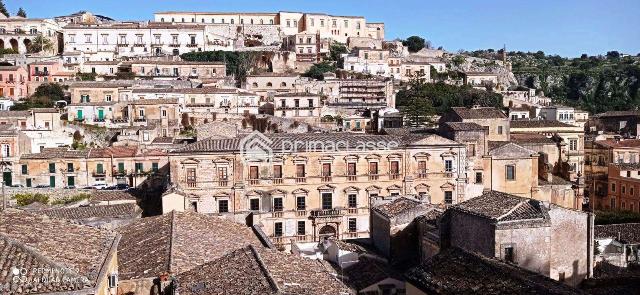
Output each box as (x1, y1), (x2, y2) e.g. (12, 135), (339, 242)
(303, 61), (336, 80)
(16, 7), (26, 18)
(329, 42), (348, 68)
(0, 0), (8, 17)
(606, 51), (620, 59)
(27, 35), (54, 53)
(451, 55), (466, 67)
(402, 36), (426, 53)
(32, 83), (65, 102)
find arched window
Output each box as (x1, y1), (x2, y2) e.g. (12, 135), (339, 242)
(231, 19), (235, 24)
(252, 82), (258, 87)
(280, 82), (287, 87)
(260, 19), (264, 24)
(266, 82), (273, 87)
(161, 18), (165, 22)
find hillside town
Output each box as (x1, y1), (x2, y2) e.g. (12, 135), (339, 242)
(0, 4), (638, 295)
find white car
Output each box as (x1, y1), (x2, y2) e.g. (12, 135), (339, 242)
(92, 183), (108, 190)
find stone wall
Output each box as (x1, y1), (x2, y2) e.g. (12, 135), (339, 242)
(549, 206), (591, 286)
(4, 187), (92, 207)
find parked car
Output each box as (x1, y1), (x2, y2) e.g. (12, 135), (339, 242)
(34, 184), (50, 188)
(8, 184), (24, 188)
(92, 183), (108, 190)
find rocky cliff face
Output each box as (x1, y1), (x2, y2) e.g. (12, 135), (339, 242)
(447, 55), (518, 87)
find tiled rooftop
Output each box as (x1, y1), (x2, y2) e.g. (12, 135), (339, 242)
(612, 162), (640, 171)
(0, 210), (118, 293)
(343, 256), (402, 291)
(38, 203), (140, 221)
(595, 223), (640, 244)
(176, 245), (353, 295)
(372, 197), (424, 218)
(405, 247), (584, 294)
(173, 133), (459, 154)
(451, 191), (548, 222)
(595, 139), (640, 149)
(451, 107), (506, 119)
(90, 190), (138, 202)
(510, 133), (556, 144)
(510, 120), (577, 128)
(116, 211), (261, 280)
(443, 122), (487, 131)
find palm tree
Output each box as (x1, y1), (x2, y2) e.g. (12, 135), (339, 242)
(27, 35), (54, 53)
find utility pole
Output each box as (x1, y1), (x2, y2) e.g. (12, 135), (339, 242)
(1, 153), (5, 212)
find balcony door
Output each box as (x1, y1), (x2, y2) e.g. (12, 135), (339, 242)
(321, 193), (332, 210)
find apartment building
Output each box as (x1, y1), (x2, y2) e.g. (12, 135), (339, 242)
(165, 133), (467, 248)
(63, 22), (207, 59)
(0, 65), (28, 100)
(124, 60), (226, 79)
(273, 92), (321, 123)
(154, 11), (385, 43)
(326, 77), (395, 109)
(604, 163), (640, 212)
(0, 16), (62, 54)
(585, 138), (640, 210)
(343, 47), (390, 76)
(18, 146), (169, 189)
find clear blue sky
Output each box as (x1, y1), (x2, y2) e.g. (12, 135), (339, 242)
(6, 0), (640, 57)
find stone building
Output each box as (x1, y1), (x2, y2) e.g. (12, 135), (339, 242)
(325, 77), (395, 109)
(439, 106), (509, 142)
(63, 22), (207, 60)
(36, 202), (142, 229)
(273, 92), (322, 123)
(0, 209), (120, 295)
(370, 196), (442, 263)
(510, 120), (585, 181)
(18, 146), (169, 189)
(174, 245), (354, 295)
(166, 132), (467, 249)
(594, 223), (640, 268)
(585, 138), (640, 210)
(586, 111), (640, 138)
(0, 16), (63, 54)
(0, 65), (28, 100)
(116, 211), (263, 295)
(154, 11), (385, 44)
(122, 60), (226, 79)
(439, 190), (594, 287)
(405, 248), (584, 295)
(602, 163), (640, 212)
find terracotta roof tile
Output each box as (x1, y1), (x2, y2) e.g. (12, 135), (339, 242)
(116, 211), (261, 280)
(0, 210), (118, 293)
(451, 191), (547, 222)
(595, 223), (640, 244)
(451, 107), (506, 119)
(405, 248), (584, 294)
(38, 203), (140, 220)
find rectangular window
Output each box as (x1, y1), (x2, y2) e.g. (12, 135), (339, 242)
(504, 245), (515, 263)
(498, 126), (503, 135)
(250, 198), (260, 211)
(296, 164), (305, 177)
(390, 161), (399, 175)
(347, 162), (356, 176)
(475, 172), (483, 184)
(152, 162), (159, 172)
(135, 163), (143, 173)
(249, 166), (259, 179)
(273, 197), (283, 212)
(611, 183), (616, 192)
(296, 196), (306, 210)
(322, 193), (332, 210)
(186, 168), (196, 187)
(444, 191), (453, 204)
(348, 218), (357, 232)
(274, 222), (283, 237)
(21, 164), (27, 175)
(348, 194), (357, 208)
(96, 163), (104, 174)
(273, 165), (282, 179)
(418, 161), (427, 176)
(67, 163), (74, 172)
(506, 165), (516, 180)
(570, 139), (578, 151)
(322, 163), (331, 177)
(218, 200), (229, 213)
(611, 197), (616, 209)
(118, 163), (125, 173)
(445, 160), (453, 172)
(369, 162), (378, 175)
(297, 221), (305, 235)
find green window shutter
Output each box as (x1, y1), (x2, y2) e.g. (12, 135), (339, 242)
(26, 178), (31, 187)
(96, 163), (104, 174)
(118, 163), (125, 173)
(49, 176), (55, 187)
